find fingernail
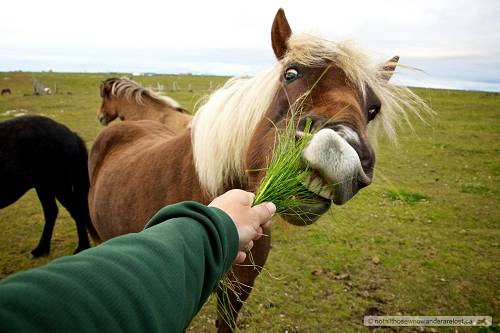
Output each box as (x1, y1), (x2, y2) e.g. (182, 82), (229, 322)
(265, 202), (276, 216)
(248, 192), (256, 204)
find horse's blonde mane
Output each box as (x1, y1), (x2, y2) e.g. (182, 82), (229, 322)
(192, 67), (282, 197)
(192, 33), (430, 197)
(108, 77), (181, 109)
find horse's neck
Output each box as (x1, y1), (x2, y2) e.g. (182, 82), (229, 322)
(138, 100), (192, 133)
(157, 127), (250, 205)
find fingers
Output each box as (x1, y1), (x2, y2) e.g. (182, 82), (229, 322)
(244, 240), (254, 252)
(234, 251), (246, 264)
(235, 240), (254, 263)
(254, 226), (263, 240)
(247, 192), (256, 206)
(224, 189), (255, 206)
(234, 240), (254, 264)
(262, 220), (272, 230)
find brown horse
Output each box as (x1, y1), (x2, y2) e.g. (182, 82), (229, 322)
(97, 77), (192, 132)
(89, 9), (428, 332)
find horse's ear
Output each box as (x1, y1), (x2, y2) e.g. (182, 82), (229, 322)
(271, 8), (292, 60)
(378, 56), (399, 81)
(100, 81), (111, 98)
(99, 82), (105, 98)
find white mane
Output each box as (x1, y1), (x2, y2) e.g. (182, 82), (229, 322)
(285, 33), (431, 141)
(192, 66), (282, 197)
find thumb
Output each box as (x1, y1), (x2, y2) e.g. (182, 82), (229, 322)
(252, 202), (276, 225)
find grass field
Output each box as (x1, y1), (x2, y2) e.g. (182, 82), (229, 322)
(0, 71), (499, 332)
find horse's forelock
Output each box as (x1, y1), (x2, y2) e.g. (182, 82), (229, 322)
(284, 34), (431, 143)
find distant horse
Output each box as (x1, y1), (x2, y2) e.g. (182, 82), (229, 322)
(89, 9), (428, 332)
(0, 115), (96, 257)
(1, 88), (11, 96)
(98, 77), (192, 132)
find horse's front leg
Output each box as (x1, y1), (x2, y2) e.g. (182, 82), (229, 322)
(216, 225), (271, 333)
(56, 189), (92, 254)
(32, 188), (58, 257)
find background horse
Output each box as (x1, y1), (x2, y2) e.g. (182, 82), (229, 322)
(1, 88), (12, 96)
(88, 9), (428, 332)
(98, 77), (192, 133)
(0, 115), (96, 257)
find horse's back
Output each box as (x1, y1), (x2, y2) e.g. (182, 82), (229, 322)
(89, 120), (175, 180)
(89, 121), (175, 223)
(88, 120), (200, 240)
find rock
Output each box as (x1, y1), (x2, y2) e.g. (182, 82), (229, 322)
(334, 272), (350, 280)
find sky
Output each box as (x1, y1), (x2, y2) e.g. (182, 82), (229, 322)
(1, 0), (500, 92)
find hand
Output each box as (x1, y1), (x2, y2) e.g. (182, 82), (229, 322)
(209, 189), (276, 263)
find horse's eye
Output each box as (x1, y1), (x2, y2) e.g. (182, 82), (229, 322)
(367, 106), (380, 121)
(284, 68), (299, 82)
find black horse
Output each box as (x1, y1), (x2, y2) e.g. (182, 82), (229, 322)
(0, 115), (96, 257)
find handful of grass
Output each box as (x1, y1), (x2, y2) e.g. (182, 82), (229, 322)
(219, 113), (319, 332)
(252, 113), (317, 216)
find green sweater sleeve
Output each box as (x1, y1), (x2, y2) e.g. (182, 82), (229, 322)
(0, 201), (238, 333)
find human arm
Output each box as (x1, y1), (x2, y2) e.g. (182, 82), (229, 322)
(0, 200), (251, 332)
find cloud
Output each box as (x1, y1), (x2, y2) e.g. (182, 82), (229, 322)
(1, 0), (499, 91)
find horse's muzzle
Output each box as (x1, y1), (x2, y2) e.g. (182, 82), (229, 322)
(301, 128), (372, 205)
(97, 114), (108, 126)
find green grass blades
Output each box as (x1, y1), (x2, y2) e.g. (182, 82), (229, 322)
(253, 110), (318, 217)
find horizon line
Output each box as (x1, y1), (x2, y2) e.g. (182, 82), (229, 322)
(1, 70), (499, 94)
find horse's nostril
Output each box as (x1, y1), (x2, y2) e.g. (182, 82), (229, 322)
(356, 165), (373, 191)
(298, 115), (324, 132)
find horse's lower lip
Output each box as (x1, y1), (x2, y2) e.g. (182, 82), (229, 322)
(298, 192), (331, 213)
(280, 192), (331, 226)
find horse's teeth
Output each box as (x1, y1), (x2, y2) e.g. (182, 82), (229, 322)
(303, 175), (312, 187)
(302, 176), (333, 200)
(319, 188), (333, 200)
(309, 177), (323, 193)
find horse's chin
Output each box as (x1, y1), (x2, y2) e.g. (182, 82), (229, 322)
(279, 194), (331, 226)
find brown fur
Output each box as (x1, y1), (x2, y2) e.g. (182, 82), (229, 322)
(97, 78), (192, 133)
(88, 9), (424, 332)
(89, 122), (203, 240)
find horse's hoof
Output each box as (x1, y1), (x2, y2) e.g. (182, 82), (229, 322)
(31, 248), (49, 258)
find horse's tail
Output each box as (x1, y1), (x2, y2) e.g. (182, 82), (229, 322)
(73, 134), (101, 244)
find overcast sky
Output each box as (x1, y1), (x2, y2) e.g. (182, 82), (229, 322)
(1, 0), (499, 91)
